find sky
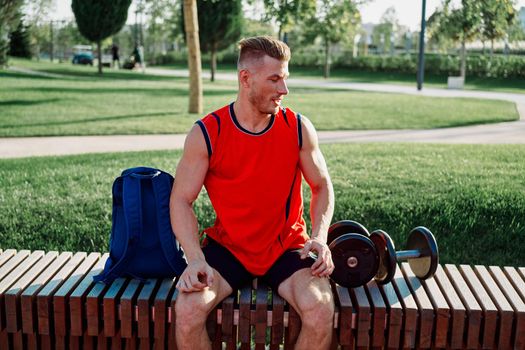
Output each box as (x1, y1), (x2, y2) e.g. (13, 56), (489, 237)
(50, 0), (525, 31)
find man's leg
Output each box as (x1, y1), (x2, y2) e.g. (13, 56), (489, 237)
(175, 268), (232, 350)
(278, 268), (334, 349)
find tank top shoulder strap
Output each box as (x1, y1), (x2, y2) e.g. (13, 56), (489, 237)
(195, 106), (226, 157)
(281, 107), (303, 150)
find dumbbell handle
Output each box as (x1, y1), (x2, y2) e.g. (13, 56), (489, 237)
(395, 249), (423, 260)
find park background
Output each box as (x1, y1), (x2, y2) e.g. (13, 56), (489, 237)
(0, 0), (524, 267)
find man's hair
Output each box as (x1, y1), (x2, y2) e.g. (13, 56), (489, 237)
(237, 36), (291, 69)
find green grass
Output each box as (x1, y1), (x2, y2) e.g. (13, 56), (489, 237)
(1, 143), (524, 267)
(0, 58), (518, 137)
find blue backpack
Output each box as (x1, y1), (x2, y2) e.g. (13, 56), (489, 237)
(94, 167), (187, 284)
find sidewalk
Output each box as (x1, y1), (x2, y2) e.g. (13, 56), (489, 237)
(2, 119), (524, 159)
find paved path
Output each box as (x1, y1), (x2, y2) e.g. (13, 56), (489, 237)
(2, 119), (524, 159)
(2, 66), (524, 159)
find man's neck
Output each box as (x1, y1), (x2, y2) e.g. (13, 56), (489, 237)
(233, 99), (273, 134)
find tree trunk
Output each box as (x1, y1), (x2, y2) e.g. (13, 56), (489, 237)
(183, 0), (203, 114)
(490, 39), (494, 62)
(460, 38), (466, 78)
(0, 27), (8, 68)
(97, 40), (102, 74)
(210, 47), (216, 82)
(323, 40), (330, 79)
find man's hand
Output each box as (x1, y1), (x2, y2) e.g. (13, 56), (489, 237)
(300, 238), (334, 277)
(176, 259), (214, 293)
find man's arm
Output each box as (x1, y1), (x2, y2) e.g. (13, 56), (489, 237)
(298, 116), (335, 277)
(170, 124), (214, 292)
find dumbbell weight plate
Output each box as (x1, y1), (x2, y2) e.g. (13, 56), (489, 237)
(370, 230), (397, 284)
(406, 227), (439, 279)
(329, 233), (379, 288)
(328, 220), (370, 246)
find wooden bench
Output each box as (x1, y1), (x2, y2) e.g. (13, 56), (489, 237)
(0, 248), (524, 349)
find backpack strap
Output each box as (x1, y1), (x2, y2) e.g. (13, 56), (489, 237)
(94, 174), (143, 283)
(151, 171), (187, 275)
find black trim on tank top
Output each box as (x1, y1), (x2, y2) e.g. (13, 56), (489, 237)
(195, 120), (212, 157)
(297, 114), (303, 149)
(229, 103), (275, 136)
(211, 112), (221, 136)
(282, 108), (290, 127)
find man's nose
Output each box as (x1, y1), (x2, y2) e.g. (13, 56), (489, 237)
(278, 79), (289, 95)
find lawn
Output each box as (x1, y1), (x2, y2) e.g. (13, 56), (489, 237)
(1, 143), (523, 267)
(0, 59), (518, 137)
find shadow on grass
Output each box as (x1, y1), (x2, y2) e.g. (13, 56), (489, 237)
(34, 67), (187, 82)
(0, 111), (178, 129)
(0, 98), (62, 106)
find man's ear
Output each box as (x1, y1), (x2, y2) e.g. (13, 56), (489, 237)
(238, 69), (251, 89)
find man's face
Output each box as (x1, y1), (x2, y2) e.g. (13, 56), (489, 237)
(244, 55), (289, 115)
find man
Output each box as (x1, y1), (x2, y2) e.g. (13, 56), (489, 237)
(170, 36), (335, 350)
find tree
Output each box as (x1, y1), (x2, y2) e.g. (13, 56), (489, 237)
(72, 0), (132, 74)
(440, 0), (482, 78)
(262, 0), (315, 42)
(301, 0), (360, 78)
(182, 0), (242, 82)
(0, 0), (24, 67)
(8, 12), (31, 58)
(480, 0), (516, 58)
(371, 7), (399, 54)
(183, 0), (203, 114)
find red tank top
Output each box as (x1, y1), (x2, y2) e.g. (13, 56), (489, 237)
(196, 103), (308, 275)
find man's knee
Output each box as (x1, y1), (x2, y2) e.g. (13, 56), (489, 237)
(175, 291), (215, 330)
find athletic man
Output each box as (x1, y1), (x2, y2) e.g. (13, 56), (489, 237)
(170, 36), (335, 350)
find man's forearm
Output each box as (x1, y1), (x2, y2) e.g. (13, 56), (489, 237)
(309, 180), (335, 242)
(170, 199), (205, 262)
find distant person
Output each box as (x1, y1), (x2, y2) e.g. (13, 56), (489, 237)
(132, 45), (143, 69)
(111, 44), (120, 69)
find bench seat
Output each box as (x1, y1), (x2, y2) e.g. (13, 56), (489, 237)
(0, 248), (524, 349)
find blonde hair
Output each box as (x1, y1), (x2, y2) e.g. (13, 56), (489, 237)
(237, 36), (291, 69)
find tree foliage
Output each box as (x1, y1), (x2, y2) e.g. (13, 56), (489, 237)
(181, 0), (243, 81)
(72, 0), (132, 73)
(8, 12), (32, 58)
(0, 0), (24, 66)
(480, 0), (517, 55)
(262, 0), (315, 41)
(301, 0), (360, 78)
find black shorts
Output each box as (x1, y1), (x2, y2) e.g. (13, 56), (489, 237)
(202, 238), (315, 291)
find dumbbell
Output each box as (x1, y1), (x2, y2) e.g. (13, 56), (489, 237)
(328, 220), (379, 288)
(370, 227), (439, 285)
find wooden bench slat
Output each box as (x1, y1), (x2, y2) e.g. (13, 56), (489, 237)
(420, 269), (450, 349)
(86, 274), (111, 336)
(254, 283), (268, 348)
(391, 264), (418, 349)
(270, 289), (285, 347)
(433, 264), (466, 349)
(5, 251), (58, 333)
(0, 249), (17, 269)
(69, 253), (109, 337)
(53, 252), (101, 337)
(365, 279), (386, 348)
(400, 262), (435, 349)
(488, 266), (525, 350)
(153, 278), (175, 344)
(221, 292), (236, 344)
(458, 264), (498, 349)
(473, 265), (514, 349)
(0, 250), (45, 330)
(334, 284), (353, 347)
(238, 285), (251, 348)
(137, 278), (159, 339)
(120, 278), (143, 338)
(102, 277), (128, 336)
(379, 279), (403, 349)
(504, 266), (525, 304)
(37, 252), (87, 335)
(21, 252), (72, 335)
(352, 285), (370, 348)
(168, 282), (180, 349)
(444, 264), (482, 349)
